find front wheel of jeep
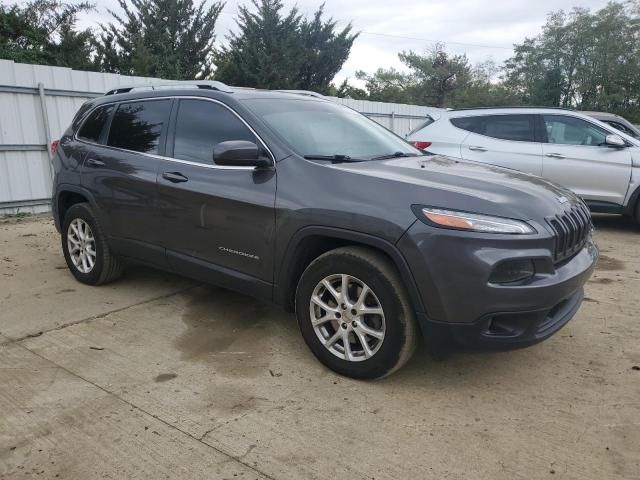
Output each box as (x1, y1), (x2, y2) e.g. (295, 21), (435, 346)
(295, 246), (418, 379)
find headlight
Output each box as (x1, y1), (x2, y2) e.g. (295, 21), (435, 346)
(418, 207), (536, 234)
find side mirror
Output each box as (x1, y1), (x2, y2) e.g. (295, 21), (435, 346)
(605, 134), (626, 148)
(213, 140), (271, 167)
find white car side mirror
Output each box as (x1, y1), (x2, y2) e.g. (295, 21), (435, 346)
(605, 134), (626, 148)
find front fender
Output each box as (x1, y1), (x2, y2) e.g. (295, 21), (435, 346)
(273, 225), (426, 318)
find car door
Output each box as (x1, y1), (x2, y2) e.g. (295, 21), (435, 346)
(156, 98), (277, 297)
(80, 98), (172, 266)
(459, 114), (543, 176)
(540, 114), (632, 206)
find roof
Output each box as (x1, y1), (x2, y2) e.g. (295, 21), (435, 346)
(102, 80), (328, 103)
(442, 106), (593, 118)
(450, 106), (572, 113)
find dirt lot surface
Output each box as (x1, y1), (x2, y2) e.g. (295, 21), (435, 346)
(1, 214), (639, 479)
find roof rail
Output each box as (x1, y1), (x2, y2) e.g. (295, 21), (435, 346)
(104, 80), (233, 96)
(450, 105), (572, 112)
(274, 89), (325, 99)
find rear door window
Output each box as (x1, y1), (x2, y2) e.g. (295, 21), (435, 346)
(107, 100), (172, 154)
(452, 114), (537, 142)
(77, 105), (114, 144)
(172, 99), (256, 165)
(483, 115), (536, 142)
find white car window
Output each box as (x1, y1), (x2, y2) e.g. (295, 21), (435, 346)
(451, 114), (536, 142)
(543, 115), (607, 146)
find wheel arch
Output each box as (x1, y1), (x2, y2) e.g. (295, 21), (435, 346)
(54, 184), (98, 233)
(274, 226), (425, 317)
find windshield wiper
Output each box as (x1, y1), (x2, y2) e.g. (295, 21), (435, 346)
(370, 151), (423, 161)
(303, 154), (362, 163)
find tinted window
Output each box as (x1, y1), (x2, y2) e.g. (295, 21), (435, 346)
(452, 115), (535, 142)
(450, 116), (483, 133)
(77, 105), (114, 143)
(483, 115), (535, 142)
(107, 100), (171, 154)
(543, 115), (607, 146)
(173, 99), (256, 164)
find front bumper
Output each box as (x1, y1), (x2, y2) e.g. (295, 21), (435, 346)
(399, 220), (598, 350)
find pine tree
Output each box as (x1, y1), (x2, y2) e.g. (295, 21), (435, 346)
(214, 0), (357, 92)
(96, 0), (224, 79)
(0, 0), (95, 70)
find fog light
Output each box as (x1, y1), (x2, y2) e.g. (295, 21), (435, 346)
(489, 259), (535, 284)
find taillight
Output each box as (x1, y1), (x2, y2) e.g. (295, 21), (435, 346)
(50, 140), (60, 155)
(411, 141), (432, 150)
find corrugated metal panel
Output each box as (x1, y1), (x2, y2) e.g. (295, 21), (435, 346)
(0, 60), (442, 213)
(0, 60), (167, 213)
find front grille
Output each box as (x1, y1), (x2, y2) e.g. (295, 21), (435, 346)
(546, 202), (592, 263)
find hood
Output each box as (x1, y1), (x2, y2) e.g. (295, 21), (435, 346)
(331, 155), (581, 221)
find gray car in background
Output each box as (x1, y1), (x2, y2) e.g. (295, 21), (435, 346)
(51, 83), (597, 379)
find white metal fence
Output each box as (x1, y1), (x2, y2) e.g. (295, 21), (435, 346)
(0, 60), (440, 214)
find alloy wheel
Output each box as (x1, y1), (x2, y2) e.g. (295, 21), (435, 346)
(309, 274), (386, 362)
(67, 218), (97, 274)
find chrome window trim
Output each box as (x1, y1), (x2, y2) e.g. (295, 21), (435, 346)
(73, 95), (275, 171)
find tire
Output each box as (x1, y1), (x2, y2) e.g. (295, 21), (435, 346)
(61, 203), (123, 285)
(295, 246), (418, 379)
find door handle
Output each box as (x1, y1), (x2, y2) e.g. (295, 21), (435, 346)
(86, 158), (105, 167)
(162, 172), (189, 183)
(545, 153), (566, 159)
(468, 145), (488, 152)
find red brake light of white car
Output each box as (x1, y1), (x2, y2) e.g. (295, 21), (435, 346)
(411, 141), (431, 150)
(51, 140), (60, 155)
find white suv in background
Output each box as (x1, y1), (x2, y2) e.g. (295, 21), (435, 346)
(407, 107), (640, 223)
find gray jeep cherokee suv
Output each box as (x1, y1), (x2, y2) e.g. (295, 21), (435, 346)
(52, 81), (598, 379)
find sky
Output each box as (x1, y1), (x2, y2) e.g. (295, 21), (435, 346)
(68, 0), (613, 84)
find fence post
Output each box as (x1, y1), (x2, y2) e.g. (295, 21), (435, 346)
(391, 111), (395, 132)
(37, 82), (55, 180)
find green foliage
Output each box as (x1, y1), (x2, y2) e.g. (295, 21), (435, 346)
(95, 0), (224, 79)
(0, 0), (95, 69)
(326, 78), (368, 99)
(505, 2), (640, 121)
(4, 0), (640, 124)
(213, 0), (357, 92)
(351, 44), (507, 108)
(354, 67), (414, 103)
(399, 45), (472, 107)
(343, 1), (640, 121)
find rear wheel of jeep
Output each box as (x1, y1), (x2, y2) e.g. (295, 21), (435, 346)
(295, 246), (418, 379)
(62, 203), (124, 285)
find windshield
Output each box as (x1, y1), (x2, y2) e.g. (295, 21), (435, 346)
(243, 98), (422, 160)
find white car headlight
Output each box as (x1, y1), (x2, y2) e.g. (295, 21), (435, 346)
(420, 207), (536, 234)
